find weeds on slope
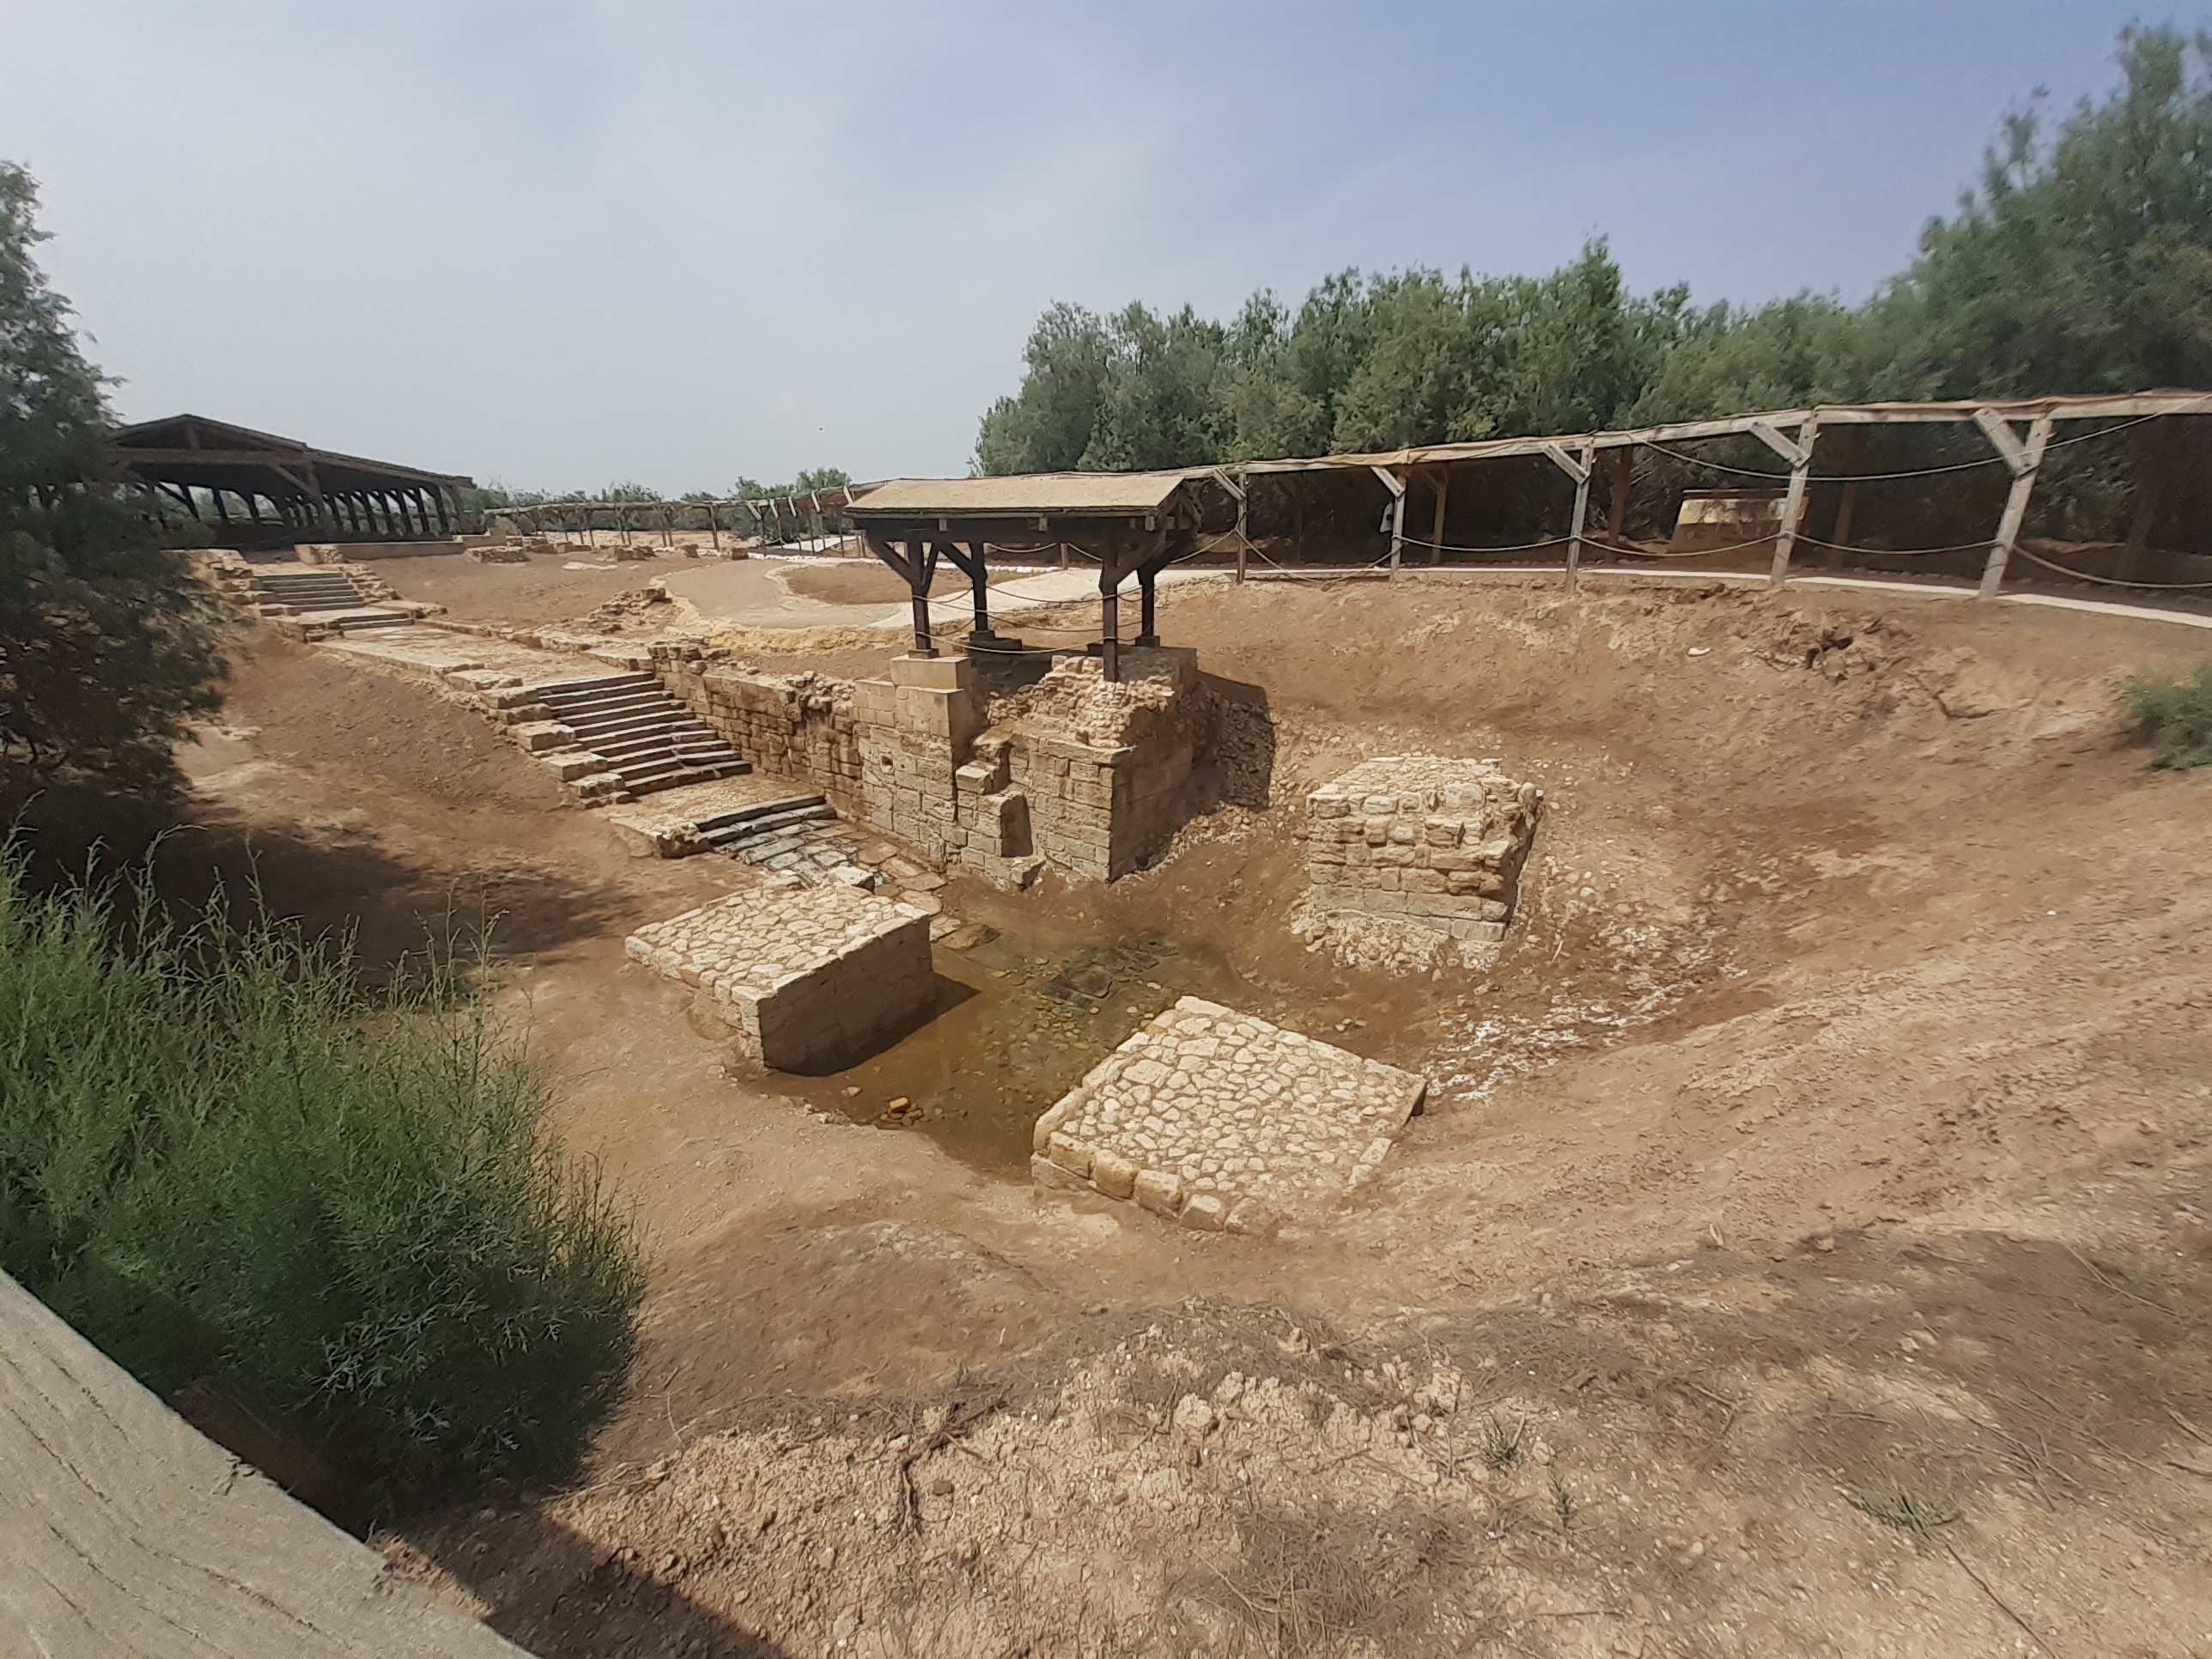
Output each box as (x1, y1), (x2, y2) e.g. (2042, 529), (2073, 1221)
(2124, 661), (2212, 769)
(0, 847), (642, 1510)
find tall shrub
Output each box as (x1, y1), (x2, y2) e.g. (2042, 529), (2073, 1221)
(0, 853), (644, 1506)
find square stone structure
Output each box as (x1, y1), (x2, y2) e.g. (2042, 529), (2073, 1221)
(625, 879), (933, 1072)
(1304, 757), (1544, 941)
(1030, 997), (1427, 1234)
(653, 643), (1214, 887)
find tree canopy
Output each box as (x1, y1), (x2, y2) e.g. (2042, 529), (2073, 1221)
(977, 26), (2212, 474)
(1, 161), (224, 798)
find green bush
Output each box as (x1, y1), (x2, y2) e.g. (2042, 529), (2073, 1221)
(2124, 663), (2212, 769)
(0, 852), (643, 1507)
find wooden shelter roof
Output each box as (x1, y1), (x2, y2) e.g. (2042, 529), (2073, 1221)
(847, 471), (1194, 520)
(113, 413), (474, 495)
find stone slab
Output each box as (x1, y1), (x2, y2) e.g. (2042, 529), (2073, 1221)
(625, 878), (933, 1072)
(1029, 997), (1426, 1235)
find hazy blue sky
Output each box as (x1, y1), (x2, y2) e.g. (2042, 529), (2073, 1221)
(2, 2), (2198, 491)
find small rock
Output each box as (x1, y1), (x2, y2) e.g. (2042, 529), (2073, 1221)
(1172, 1395), (1217, 1437)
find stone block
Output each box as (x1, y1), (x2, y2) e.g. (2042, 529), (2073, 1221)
(1031, 997), (1428, 1237)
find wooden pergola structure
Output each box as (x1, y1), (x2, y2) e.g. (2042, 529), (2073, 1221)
(501, 482), (868, 553)
(113, 414), (473, 550)
(1218, 390), (2212, 597)
(845, 473), (1205, 681)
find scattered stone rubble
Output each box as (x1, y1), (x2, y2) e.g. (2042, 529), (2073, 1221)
(1296, 756), (1543, 969)
(625, 879), (935, 1072)
(1030, 997), (1427, 1235)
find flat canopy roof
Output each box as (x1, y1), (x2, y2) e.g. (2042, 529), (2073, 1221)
(113, 413), (474, 495)
(847, 471), (1194, 520)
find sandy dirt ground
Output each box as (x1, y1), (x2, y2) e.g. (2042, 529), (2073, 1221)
(175, 562), (2212, 1659)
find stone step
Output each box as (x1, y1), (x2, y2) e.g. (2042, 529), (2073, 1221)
(707, 803), (838, 852)
(539, 686), (671, 715)
(532, 673), (657, 701)
(623, 758), (750, 797)
(693, 794), (829, 835)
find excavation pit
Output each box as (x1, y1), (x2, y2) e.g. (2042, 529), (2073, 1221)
(1029, 997), (1428, 1235)
(799, 928), (1253, 1167)
(624, 878), (933, 1073)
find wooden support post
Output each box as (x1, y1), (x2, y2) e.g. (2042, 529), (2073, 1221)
(1428, 467), (1449, 564)
(1235, 480), (1249, 581)
(1291, 477), (1304, 564)
(1372, 465), (1407, 578)
(1137, 563), (1160, 647)
(1975, 410), (2054, 599)
(1566, 447), (1592, 589)
(1753, 416), (1819, 586)
(1543, 442), (1594, 589)
(944, 542), (991, 640)
(1607, 447), (1632, 542)
(1100, 571), (1121, 683)
(706, 501), (721, 553)
(2121, 420), (2166, 583)
(1059, 540), (1069, 571)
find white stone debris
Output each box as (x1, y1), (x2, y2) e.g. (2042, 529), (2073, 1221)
(1030, 996), (1427, 1236)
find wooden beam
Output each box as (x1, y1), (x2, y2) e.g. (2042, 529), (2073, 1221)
(1978, 413), (2055, 599)
(1972, 407), (2032, 475)
(1565, 441), (1595, 591)
(1607, 447), (1632, 542)
(1749, 419), (1814, 469)
(1540, 442), (1590, 484)
(1765, 417), (1820, 586)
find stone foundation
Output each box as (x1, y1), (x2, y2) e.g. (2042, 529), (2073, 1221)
(624, 879), (933, 1072)
(1302, 757), (1542, 940)
(1029, 997), (1427, 1235)
(653, 643), (1218, 887)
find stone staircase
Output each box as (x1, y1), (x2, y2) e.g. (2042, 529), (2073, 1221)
(515, 672), (753, 801)
(221, 559), (421, 635)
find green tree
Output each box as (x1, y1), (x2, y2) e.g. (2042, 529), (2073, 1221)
(1, 162), (224, 799)
(975, 302), (1116, 473)
(973, 25), (2212, 471)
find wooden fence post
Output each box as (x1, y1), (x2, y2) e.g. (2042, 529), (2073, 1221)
(1974, 410), (2055, 599)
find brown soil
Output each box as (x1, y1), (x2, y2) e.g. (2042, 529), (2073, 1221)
(173, 575), (2212, 1658)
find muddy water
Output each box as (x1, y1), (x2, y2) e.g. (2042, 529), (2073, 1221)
(796, 923), (1254, 1172)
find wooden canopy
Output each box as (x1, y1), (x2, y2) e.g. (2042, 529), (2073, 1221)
(846, 472), (1206, 679)
(114, 414), (475, 549)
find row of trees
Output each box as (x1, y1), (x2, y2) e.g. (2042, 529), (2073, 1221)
(469, 465), (854, 515)
(977, 26), (2212, 475)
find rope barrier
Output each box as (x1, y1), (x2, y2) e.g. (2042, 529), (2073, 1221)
(1636, 410), (2164, 484)
(1792, 534), (1994, 558)
(2006, 545), (2212, 591)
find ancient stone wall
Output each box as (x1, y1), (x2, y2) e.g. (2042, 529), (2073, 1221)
(1303, 757), (1544, 940)
(654, 650), (866, 811)
(652, 645), (1216, 886)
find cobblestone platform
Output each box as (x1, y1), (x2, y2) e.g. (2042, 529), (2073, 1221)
(625, 878), (933, 1072)
(1030, 997), (1427, 1235)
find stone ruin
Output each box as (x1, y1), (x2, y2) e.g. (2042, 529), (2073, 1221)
(653, 642), (1219, 889)
(624, 878), (934, 1073)
(1297, 756), (1542, 966)
(1030, 997), (1428, 1236)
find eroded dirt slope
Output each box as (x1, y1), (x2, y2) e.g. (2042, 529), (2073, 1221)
(185, 573), (2210, 1657)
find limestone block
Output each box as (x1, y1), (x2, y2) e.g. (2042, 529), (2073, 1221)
(1133, 1170), (1185, 1217)
(544, 751), (607, 782)
(1031, 1154), (1089, 1193)
(1181, 1194), (1227, 1231)
(1090, 1148), (1139, 1200)
(510, 720), (575, 754)
(1047, 1132), (1092, 1178)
